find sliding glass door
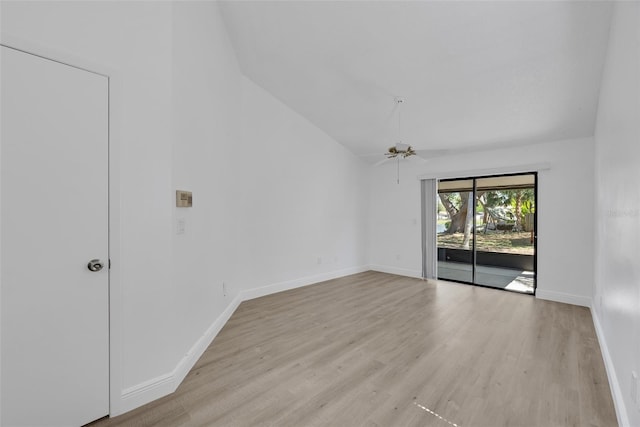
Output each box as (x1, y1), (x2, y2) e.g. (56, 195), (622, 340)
(437, 179), (474, 283)
(436, 173), (537, 294)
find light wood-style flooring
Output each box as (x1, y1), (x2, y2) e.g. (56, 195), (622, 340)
(91, 271), (617, 426)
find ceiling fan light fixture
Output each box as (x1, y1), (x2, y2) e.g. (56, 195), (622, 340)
(395, 142), (410, 152)
(385, 143), (416, 159)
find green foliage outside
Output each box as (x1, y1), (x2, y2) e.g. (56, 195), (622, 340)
(437, 187), (535, 255)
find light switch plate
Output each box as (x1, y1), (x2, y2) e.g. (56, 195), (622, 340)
(177, 218), (186, 235)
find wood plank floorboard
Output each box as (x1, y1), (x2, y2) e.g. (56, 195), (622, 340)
(91, 271), (617, 427)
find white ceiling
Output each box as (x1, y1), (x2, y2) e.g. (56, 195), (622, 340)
(219, 1), (613, 162)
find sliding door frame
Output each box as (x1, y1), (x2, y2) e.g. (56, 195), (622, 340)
(434, 171), (538, 296)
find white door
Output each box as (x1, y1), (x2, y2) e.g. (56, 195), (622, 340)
(1, 46), (109, 426)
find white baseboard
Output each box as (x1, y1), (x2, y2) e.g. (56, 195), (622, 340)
(118, 373), (174, 416)
(369, 264), (422, 279)
(173, 293), (244, 387)
(114, 265), (368, 416)
(116, 292), (243, 415)
(591, 306), (630, 427)
(535, 289), (591, 307)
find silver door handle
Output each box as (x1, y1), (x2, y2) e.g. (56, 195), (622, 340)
(87, 259), (104, 272)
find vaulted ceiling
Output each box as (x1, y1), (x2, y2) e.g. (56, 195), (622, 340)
(219, 1), (612, 163)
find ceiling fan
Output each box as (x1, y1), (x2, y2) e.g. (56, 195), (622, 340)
(375, 98), (426, 183)
(385, 142), (416, 160)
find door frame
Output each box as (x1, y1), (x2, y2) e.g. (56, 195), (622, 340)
(436, 172), (538, 295)
(0, 34), (124, 417)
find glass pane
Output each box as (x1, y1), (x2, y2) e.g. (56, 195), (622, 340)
(473, 176), (535, 293)
(437, 181), (474, 283)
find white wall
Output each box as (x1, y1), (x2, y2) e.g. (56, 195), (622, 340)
(228, 76), (369, 293)
(170, 0), (243, 384)
(369, 137), (595, 306)
(1, 0), (369, 417)
(593, 2), (640, 426)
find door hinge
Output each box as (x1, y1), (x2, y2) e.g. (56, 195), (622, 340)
(108, 259), (111, 269)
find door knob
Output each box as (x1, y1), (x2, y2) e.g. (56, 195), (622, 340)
(87, 259), (104, 272)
